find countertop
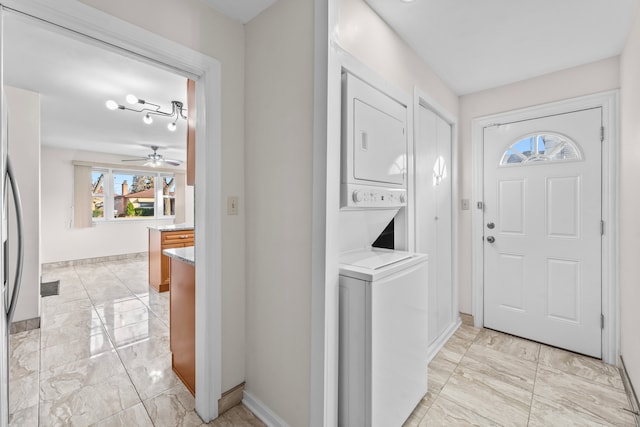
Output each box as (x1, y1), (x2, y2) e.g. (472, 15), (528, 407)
(148, 223), (194, 232)
(163, 246), (195, 266)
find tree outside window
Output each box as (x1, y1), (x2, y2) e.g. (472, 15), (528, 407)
(114, 172), (155, 218)
(161, 175), (176, 217)
(91, 170), (105, 219)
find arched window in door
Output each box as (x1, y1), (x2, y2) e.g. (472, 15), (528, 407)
(500, 133), (582, 165)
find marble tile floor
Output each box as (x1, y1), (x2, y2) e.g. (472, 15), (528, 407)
(404, 323), (637, 426)
(8, 258), (265, 427)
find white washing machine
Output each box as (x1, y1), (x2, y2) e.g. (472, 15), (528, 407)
(338, 248), (429, 427)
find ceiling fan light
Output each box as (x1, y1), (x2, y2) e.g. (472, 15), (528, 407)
(106, 100), (119, 110)
(143, 114), (153, 124)
(168, 122), (177, 131)
(126, 94), (139, 105)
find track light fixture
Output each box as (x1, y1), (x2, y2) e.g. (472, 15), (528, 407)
(105, 94), (187, 130)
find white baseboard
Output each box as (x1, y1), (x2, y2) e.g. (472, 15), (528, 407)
(243, 391), (291, 427)
(426, 318), (462, 363)
(620, 356), (640, 427)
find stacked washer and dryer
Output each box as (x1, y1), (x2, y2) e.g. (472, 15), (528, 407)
(338, 72), (429, 426)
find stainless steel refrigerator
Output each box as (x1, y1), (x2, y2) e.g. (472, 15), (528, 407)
(0, 29), (25, 425)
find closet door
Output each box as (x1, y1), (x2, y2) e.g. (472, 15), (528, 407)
(415, 106), (453, 347)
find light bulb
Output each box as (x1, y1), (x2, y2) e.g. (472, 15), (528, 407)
(168, 122), (177, 131)
(106, 100), (119, 110)
(126, 94), (139, 105)
(143, 114), (153, 124)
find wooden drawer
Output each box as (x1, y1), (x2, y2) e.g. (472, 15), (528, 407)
(149, 228), (194, 292)
(161, 230), (194, 245)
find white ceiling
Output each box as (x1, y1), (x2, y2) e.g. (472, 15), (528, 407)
(365, 0), (640, 95)
(201, 0), (278, 23)
(5, 1), (638, 162)
(4, 13), (188, 162)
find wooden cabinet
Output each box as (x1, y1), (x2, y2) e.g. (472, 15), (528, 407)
(169, 256), (196, 395)
(148, 228), (194, 292)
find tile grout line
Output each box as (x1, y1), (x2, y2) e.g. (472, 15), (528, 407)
(418, 326), (484, 426)
(525, 343), (542, 426)
(106, 261), (162, 426)
(32, 260), (187, 426)
(96, 259), (191, 426)
(451, 327), (510, 425)
(74, 262), (157, 426)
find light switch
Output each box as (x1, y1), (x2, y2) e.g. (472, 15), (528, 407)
(227, 196), (239, 215)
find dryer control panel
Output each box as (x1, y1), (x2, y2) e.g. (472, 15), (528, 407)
(341, 184), (406, 209)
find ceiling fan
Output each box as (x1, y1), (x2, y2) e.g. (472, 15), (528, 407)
(121, 146), (183, 167)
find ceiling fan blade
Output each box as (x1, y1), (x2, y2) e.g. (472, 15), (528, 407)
(164, 159), (183, 166)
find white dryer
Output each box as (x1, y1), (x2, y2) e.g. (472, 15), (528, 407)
(338, 248), (428, 427)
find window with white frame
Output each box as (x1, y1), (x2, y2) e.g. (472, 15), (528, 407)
(91, 168), (175, 221)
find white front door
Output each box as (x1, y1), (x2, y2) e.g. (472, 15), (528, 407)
(483, 107), (602, 358)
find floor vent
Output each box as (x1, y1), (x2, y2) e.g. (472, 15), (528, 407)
(40, 280), (60, 297)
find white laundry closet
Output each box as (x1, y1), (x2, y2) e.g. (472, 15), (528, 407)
(415, 105), (455, 351)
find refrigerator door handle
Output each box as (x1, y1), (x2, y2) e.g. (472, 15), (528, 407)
(5, 158), (23, 325)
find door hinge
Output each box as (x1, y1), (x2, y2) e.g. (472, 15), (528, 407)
(601, 126), (605, 142)
(601, 220), (605, 236)
(601, 314), (605, 329)
(477, 201), (484, 210)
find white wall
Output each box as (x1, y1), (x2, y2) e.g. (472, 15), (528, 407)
(244, 0), (314, 424)
(620, 5), (640, 399)
(337, 0), (458, 115)
(7, 86), (41, 323)
(78, 0), (247, 393)
(40, 146), (184, 262)
(458, 57), (620, 313)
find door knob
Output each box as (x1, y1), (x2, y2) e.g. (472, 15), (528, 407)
(487, 222), (495, 229)
(486, 236), (495, 243)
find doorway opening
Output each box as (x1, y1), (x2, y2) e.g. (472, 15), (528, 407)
(1, 2), (223, 422)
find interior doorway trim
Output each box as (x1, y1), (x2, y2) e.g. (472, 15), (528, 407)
(2, 0), (223, 420)
(471, 91), (619, 364)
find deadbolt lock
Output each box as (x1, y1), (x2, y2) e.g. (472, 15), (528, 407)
(487, 222), (495, 229)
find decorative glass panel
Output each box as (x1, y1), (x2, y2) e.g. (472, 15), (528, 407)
(500, 133), (581, 166)
(432, 155), (448, 186)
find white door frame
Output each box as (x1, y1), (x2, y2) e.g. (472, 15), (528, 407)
(471, 91), (619, 364)
(1, 0), (223, 420)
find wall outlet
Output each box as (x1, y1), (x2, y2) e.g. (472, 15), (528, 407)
(461, 198), (470, 210)
(227, 196), (239, 215)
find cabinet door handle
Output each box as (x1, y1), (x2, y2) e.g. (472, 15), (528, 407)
(179, 235), (190, 239)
